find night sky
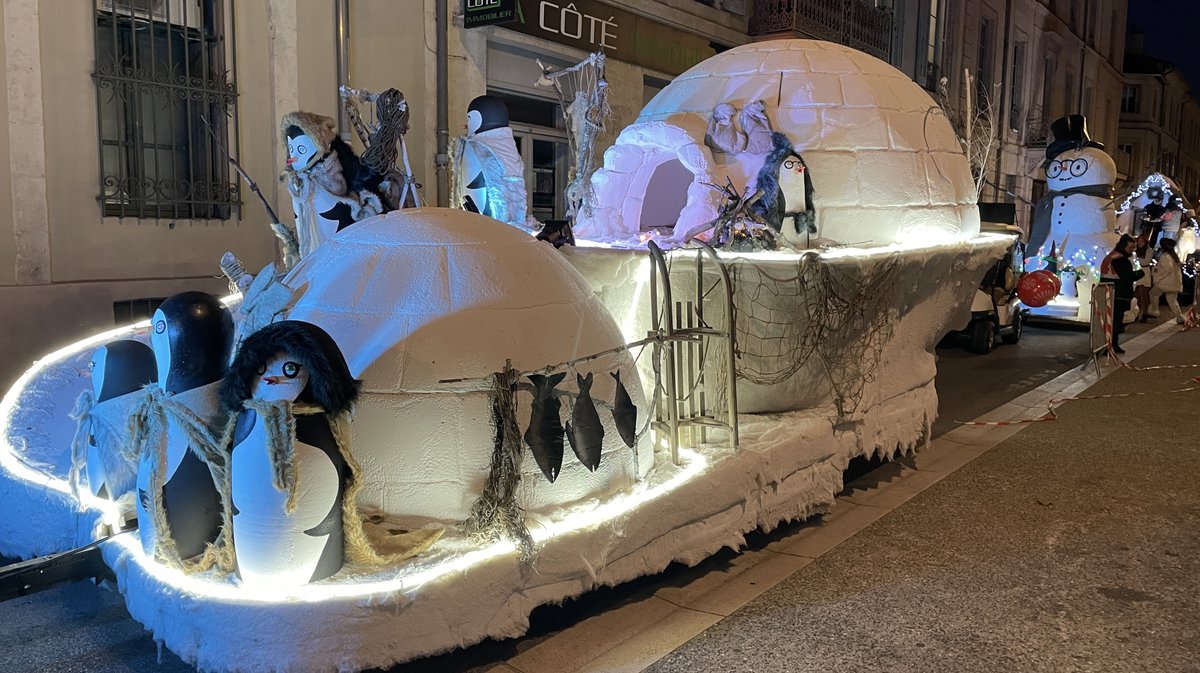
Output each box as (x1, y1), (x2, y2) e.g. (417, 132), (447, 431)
(1127, 0), (1200, 85)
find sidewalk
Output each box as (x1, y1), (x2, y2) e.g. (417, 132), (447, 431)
(479, 322), (1200, 673)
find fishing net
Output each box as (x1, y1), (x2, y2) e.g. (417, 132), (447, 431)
(536, 52), (610, 220)
(721, 252), (903, 417)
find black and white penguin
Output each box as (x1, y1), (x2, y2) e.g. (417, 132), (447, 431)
(462, 95), (510, 218)
(136, 291), (233, 560)
(84, 340), (157, 499)
(281, 111), (390, 258)
(220, 320), (360, 586)
(459, 95), (531, 229)
(752, 132), (816, 248)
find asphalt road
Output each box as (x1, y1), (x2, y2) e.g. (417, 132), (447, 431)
(0, 318), (1157, 673)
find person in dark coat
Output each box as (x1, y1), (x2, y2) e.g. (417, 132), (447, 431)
(1099, 234), (1143, 354)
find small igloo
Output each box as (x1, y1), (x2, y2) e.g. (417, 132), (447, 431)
(285, 209), (651, 522)
(576, 39), (979, 246)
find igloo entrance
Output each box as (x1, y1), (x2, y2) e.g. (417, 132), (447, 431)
(577, 121), (720, 241)
(639, 158), (692, 230)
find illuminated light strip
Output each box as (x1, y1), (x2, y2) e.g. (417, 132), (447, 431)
(106, 447), (708, 603)
(0, 294), (242, 534)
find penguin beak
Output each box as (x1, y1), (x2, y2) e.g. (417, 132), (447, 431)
(262, 376), (281, 385)
(286, 157), (297, 166)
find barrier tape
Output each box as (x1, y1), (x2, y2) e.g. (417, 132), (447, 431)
(958, 379), (1200, 426)
(960, 292), (1200, 425)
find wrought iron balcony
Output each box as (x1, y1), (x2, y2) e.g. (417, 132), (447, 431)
(749, 0), (892, 62)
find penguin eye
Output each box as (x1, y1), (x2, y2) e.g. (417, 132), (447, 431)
(256, 364), (267, 376)
(282, 361), (302, 378)
(154, 320), (165, 334)
(297, 146), (307, 155)
(1070, 159), (1088, 176)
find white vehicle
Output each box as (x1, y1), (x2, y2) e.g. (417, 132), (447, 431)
(946, 219), (1028, 354)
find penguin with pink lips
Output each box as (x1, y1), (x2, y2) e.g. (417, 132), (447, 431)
(220, 320), (360, 586)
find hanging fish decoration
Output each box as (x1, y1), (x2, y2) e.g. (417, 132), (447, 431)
(524, 372), (567, 483)
(610, 371), (637, 449)
(566, 372), (604, 472)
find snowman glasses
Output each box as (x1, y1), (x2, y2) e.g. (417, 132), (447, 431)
(1046, 158), (1088, 179)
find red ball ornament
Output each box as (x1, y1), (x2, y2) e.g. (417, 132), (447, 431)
(1017, 272), (1058, 307)
(1030, 269), (1062, 295)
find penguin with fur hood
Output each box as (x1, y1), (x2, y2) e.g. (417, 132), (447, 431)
(220, 320), (361, 586)
(281, 111), (392, 258)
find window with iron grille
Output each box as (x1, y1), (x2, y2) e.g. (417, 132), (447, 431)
(93, 0), (239, 220)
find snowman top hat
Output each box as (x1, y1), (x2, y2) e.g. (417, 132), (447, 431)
(1045, 114), (1104, 163)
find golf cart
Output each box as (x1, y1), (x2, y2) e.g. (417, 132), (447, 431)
(944, 204), (1028, 354)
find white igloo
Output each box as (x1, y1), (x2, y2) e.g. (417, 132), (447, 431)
(576, 39), (978, 246)
(285, 209), (651, 522)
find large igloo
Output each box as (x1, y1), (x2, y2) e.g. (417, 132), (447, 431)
(285, 209), (651, 522)
(576, 39), (978, 245)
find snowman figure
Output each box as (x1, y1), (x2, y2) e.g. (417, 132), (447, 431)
(1027, 114), (1118, 267)
(220, 320), (361, 587)
(455, 95), (533, 230)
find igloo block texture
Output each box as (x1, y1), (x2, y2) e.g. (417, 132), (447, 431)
(575, 39), (978, 246)
(285, 209), (651, 521)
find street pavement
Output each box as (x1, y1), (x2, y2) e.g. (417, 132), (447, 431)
(0, 318), (1186, 672)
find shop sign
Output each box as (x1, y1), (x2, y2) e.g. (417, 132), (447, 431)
(464, 0), (518, 29)
(508, 0), (717, 76)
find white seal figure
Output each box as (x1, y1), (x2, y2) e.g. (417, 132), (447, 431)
(221, 320), (360, 587)
(134, 292), (232, 560)
(1027, 114), (1117, 266)
(458, 95), (532, 230)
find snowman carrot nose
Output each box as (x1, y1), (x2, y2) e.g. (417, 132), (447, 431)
(262, 376), (282, 385)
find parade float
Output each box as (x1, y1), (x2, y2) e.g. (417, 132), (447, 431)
(1019, 114), (1120, 323)
(0, 40), (1010, 672)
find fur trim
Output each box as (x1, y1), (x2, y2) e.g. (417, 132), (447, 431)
(221, 320), (361, 415)
(280, 111), (337, 156)
(751, 132), (815, 232)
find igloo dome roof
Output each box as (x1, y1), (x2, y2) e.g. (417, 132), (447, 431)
(283, 209), (650, 521)
(579, 39), (978, 245)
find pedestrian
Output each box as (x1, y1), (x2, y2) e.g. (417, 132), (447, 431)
(1133, 235), (1153, 322)
(1099, 234), (1143, 354)
(1149, 238), (1185, 324)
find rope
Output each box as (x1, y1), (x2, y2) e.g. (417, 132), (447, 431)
(464, 364), (534, 566)
(958, 378), (1200, 426)
(123, 386), (226, 568)
(67, 390), (95, 508)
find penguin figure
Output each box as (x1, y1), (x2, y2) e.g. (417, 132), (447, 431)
(220, 320), (361, 586)
(1027, 114), (1117, 264)
(83, 340), (157, 499)
(751, 132), (817, 249)
(135, 292), (233, 560)
(458, 95), (531, 229)
(281, 111), (390, 258)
